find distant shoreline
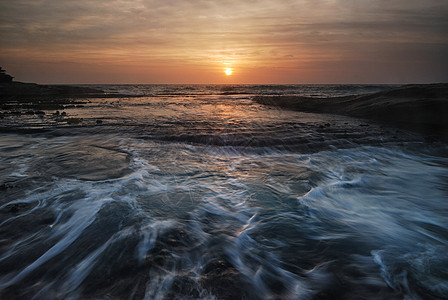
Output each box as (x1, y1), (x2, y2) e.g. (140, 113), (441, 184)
(0, 82), (106, 98)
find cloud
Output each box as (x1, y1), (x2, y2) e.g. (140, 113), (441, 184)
(1, 0), (447, 83)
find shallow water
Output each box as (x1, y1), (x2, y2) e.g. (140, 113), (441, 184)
(0, 85), (447, 299)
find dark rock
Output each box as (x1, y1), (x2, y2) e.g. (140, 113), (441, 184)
(200, 258), (248, 299)
(0, 183), (10, 191)
(0, 66), (14, 82)
(66, 118), (82, 124)
(0, 81), (104, 97)
(165, 276), (201, 299)
(253, 83), (448, 140)
(6, 202), (33, 213)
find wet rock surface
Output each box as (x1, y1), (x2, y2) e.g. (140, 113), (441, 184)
(253, 83), (448, 141)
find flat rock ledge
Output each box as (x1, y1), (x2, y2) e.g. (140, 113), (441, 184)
(253, 83), (448, 139)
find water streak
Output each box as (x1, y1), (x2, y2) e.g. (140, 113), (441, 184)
(0, 85), (447, 299)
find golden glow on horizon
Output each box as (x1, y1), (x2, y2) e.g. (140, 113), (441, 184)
(0, 1), (445, 84)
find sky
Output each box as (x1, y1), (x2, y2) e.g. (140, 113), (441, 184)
(1, 0), (447, 84)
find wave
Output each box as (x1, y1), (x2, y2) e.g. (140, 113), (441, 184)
(1, 134), (447, 299)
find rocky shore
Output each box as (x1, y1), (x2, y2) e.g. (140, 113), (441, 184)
(0, 82), (137, 113)
(0, 83), (101, 113)
(253, 83), (448, 139)
(1, 81), (447, 140)
(0, 82), (105, 97)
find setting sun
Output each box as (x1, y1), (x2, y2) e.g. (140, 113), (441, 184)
(225, 68), (233, 76)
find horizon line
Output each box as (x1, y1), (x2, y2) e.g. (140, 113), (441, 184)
(12, 81), (447, 86)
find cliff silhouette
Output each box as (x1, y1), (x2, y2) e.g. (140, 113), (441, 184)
(0, 67), (14, 83)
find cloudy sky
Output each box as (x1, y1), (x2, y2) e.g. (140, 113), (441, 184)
(1, 0), (447, 83)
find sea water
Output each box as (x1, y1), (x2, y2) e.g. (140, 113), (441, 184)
(0, 85), (447, 299)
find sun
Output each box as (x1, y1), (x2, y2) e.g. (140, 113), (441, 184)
(225, 68), (233, 76)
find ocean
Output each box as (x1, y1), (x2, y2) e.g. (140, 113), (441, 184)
(0, 84), (447, 299)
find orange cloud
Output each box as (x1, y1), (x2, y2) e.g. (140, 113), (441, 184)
(1, 0), (447, 83)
